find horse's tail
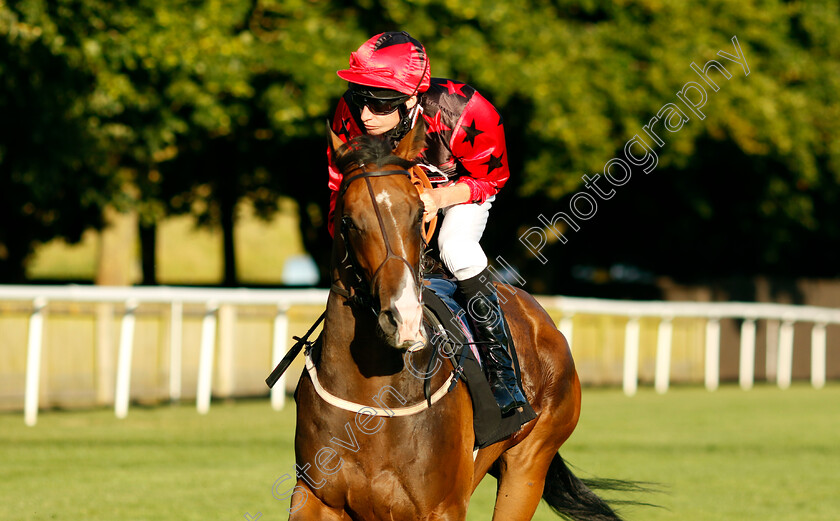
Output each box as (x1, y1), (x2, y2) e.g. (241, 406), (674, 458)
(541, 453), (651, 521)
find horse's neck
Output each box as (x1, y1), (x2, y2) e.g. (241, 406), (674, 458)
(319, 292), (417, 401)
(320, 249), (409, 387)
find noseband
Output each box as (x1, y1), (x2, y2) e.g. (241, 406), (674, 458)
(332, 168), (424, 315)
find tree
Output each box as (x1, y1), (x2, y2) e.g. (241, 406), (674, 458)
(4, 1), (839, 293)
(2, 0), (366, 285)
(345, 0), (840, 292)
(69, 0), (367, 285)
(0, 3), (117, 282)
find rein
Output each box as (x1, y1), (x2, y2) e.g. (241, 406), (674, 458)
(306, 140), (462, 417)
(313, 165), (462, 417)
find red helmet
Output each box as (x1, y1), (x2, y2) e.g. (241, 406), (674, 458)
(337, 31), (431, 96)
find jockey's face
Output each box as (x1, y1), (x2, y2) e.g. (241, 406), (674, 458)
(360, 95), (417, 136)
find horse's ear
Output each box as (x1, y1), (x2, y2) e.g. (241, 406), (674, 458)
(327, 119), (345, 157)
(393, 116), (426, 162)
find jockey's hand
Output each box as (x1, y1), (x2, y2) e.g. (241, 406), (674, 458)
(419, 184), (472, 222)
(419, 192), (438, 222)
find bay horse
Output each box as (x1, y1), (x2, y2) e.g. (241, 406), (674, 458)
(289, 120), (633, 521)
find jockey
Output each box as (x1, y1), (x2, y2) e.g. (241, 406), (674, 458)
(327, 31), (527, 414)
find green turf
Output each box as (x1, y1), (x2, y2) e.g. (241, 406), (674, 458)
(1, 384), (838, 521)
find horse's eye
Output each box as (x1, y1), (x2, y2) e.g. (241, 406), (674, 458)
(341, 216), (358, 231)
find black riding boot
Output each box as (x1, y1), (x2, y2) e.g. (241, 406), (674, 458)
(457, 268), (528, 414)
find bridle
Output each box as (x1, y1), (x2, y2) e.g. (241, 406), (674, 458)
(311, 162), (467, 418)
(331, 166), (425, 315)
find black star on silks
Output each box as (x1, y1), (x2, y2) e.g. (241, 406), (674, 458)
(461, 119), (484, 147)
(336, 118), (352, 140)
(482, 152), (504, 174)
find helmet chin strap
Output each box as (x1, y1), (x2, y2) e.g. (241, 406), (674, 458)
(386, 101), (423, 144)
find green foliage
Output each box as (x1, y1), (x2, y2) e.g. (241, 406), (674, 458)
(2, 0), (838, 286)
(0, 1), (116, 281)
(1, 0), (367, 283)
(366, 0), (840, 282)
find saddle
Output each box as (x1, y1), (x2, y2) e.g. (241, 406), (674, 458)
(421, 273), (537, 449)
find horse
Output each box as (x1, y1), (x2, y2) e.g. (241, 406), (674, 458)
(288, 120), (634, 521)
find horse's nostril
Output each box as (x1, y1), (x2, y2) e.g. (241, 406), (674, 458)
(378, 310), (398, 337)
(388, 305), (403, 324)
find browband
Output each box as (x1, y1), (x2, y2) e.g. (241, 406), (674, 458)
(338, 169), (411, 198)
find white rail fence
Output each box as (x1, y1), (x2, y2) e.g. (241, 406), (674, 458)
(2, 285), (838, 426)
(544, 296), (840, 396)
(2, 285), (327, 426)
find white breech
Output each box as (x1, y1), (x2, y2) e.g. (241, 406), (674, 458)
(437, 196), (494, 281)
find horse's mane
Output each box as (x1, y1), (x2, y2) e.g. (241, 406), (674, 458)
(334, 118), (426, 175)
(334, 134), (415, 174)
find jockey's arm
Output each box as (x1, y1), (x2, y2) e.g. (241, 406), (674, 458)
(418, 183), (471, 222)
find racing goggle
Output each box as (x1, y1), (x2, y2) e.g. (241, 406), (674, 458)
(349, 89), (410, 116)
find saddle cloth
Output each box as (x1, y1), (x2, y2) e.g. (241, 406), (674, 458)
(422, 274), (537, 449)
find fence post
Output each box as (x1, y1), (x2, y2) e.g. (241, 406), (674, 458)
(705, 318), (721, 391)
(739, 318), (757, 390)
(623, 317), (640, 396)
(196, 301), (219, 414)
(271, 304), (290, 411)
(777, 320), (795, 390)
(811, 323), (827, 389)
(24, 297), (48, 427)
(114, 300), (139, 419)
(655, 317), (673, 394)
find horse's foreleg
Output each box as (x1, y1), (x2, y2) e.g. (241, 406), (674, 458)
(287, 482), (348, 521)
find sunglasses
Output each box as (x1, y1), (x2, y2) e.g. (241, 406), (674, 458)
(349, 91), (410, 116)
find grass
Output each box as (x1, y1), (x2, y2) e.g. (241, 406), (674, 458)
(1, 384), (838, 521)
